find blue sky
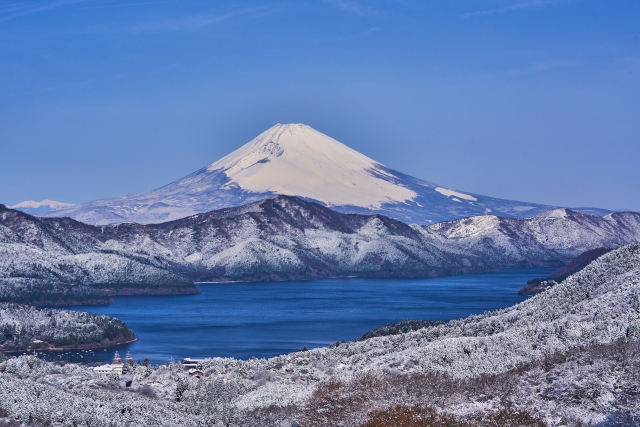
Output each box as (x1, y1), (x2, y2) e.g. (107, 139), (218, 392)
(1, 0), (639, 211)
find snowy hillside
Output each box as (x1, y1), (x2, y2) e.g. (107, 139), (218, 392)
(42, 123), (590, 225)
(0, 303), (134, 352)
(2, 197), (639, 305)
(421, 208), (640, 267)
(79, 197), (640, 281)
(1, 243), (640, 426)
(0, 206), (197, 305)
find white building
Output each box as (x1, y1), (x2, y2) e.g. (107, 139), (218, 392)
(93, 363), (123, 374)
(182, 358), (201, 369)
(93, 351), (125, 375)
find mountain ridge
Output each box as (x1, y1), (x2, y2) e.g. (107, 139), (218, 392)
(2, 196), (639, 305)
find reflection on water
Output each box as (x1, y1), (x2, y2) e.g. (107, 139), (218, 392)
(23, 348), (123, 365)
(50, 268), (553, 365)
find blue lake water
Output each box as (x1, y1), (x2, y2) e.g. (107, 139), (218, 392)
(45, 268), (553, 365)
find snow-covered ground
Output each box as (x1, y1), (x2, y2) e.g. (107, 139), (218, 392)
(1, 243), (639, 426)
(0, 205), (196, 305)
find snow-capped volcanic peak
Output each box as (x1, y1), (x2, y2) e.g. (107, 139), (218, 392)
(40, 123), (586, 225)
(206, 123), (417, 208)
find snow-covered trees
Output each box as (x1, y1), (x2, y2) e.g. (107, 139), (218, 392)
(4, 196), (640, 306)
(0, 303), (135, 351)
(357, 320), (444, 341)
(1, 243), (640, 425)
(0, 206), (197, 305)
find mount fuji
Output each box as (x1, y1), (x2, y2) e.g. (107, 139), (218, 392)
(43, 123), (597, 225)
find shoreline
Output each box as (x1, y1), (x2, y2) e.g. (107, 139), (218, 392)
(18, 267), (540, 308)
(101, 286), (201, 296)
(35, 287), (201, 307)
(0, 337), (139, 355)
(194, 276), (359, 285)
(3, 268), (553, 363)
(192, 269), (512, 285)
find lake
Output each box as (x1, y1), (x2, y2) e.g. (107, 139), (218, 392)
(44, 268), (553, 365)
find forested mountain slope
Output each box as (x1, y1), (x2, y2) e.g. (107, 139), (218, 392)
(0, 303), (135, 352)
(420, 208), (640, 267)
(1, 196), (639, 304)
(60, 196), (640, 281)
(0, 206), (196, 305)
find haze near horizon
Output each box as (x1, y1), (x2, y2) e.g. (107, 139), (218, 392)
(1, 0), (639, 212)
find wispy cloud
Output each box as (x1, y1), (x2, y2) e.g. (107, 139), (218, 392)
(129, 6), (268, 33)
(0, 1), (264, 31)
(463, 0), (566, 18)
(79, 1), (168, 9)
(362, 26), (381, 35)
(323, 0), (380, 17)
(0, 0), (88, 22)
(516, 59), (583, 73)
(466, 58), (584, 81)
(314, 26), (381, 43)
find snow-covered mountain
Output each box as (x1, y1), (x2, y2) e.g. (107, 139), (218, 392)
(0, 205), (197, 305)
(44, 123), (584, 225)
(10, 199), (75, 215)
(4, 197), (639, 299)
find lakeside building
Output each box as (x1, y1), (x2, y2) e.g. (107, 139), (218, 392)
(93, 351), (125, 375)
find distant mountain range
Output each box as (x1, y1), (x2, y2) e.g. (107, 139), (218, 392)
(9, 199), (75, 215)
(2, 196), (638, 305)
(29, 123), (613, 226)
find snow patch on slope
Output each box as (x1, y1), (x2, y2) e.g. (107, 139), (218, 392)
(206, 124), (417, 208)
(435, 187), (477, 201)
